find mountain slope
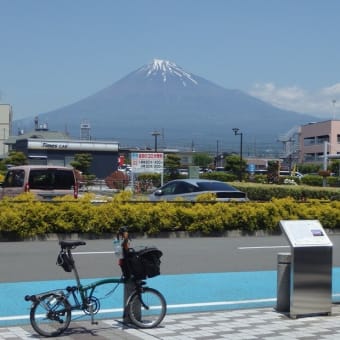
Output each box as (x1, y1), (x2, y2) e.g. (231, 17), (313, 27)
(13, 59), (318, 150)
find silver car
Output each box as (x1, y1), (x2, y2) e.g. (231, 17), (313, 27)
(149, 179), (248, 202)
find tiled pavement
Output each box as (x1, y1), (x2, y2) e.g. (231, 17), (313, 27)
(2, 305), (340, 340)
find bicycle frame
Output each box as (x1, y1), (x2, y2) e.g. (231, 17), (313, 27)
(63, 245), (125, 323)
(26, 242), (130, 323)
(80, 278), (124, 301)
(25, 239), (166, 336)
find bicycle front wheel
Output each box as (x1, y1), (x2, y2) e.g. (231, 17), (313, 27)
(127, 287), (166, 328)
(30, 293), (71, 337)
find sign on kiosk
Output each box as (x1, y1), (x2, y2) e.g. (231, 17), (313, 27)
(280, 220), (332, 247)
(131, 153), (164, 173)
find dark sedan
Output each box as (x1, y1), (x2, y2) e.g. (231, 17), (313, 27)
(149, 179), (248, 202)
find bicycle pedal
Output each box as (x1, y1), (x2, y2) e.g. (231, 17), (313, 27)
(91, 321), (98, 325)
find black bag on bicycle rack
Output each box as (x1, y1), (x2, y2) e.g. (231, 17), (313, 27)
(56, 250), (74, 272)
(120, 247), (162, 280)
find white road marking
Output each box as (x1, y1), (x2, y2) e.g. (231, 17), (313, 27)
(73, 251), (115, 255)
(74, 247), (291, 254)
(238, 245), (290, 250)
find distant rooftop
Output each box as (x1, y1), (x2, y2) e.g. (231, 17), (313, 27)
(5, 116), (70, 145)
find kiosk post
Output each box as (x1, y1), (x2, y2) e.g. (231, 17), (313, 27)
(279, 220), (333, 318)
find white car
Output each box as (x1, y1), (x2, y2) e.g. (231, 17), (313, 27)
(149, 179), (248, 202)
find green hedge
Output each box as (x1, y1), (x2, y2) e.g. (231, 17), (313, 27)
(0, 192), (340, 240)
(200, 172), (238, 182)
(230, 182), (340, 201)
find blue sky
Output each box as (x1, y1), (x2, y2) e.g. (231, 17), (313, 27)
(1, 0), (340, 120)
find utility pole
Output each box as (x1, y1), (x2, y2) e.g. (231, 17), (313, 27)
(232, 128), (243, 181)
(151, 131), (161, 152)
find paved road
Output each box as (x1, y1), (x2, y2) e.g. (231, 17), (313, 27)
(2, 233), (340, 339)
(2, 233), (340, 282)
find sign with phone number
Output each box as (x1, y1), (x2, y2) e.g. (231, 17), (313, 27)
(131, 152), (164, 173)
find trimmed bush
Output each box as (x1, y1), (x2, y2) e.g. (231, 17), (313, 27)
(301, 175), (323, 187)
(231, 182), (340, 201)
(0, 192), (340, 240)
(200, 172), (238, 182)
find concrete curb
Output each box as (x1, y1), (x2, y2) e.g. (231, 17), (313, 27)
(2, 228), (340, 242)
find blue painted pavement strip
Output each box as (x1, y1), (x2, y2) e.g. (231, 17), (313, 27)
(1, 268), (340, 327)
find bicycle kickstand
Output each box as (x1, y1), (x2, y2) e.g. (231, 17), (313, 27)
(89, 303), (98, 325)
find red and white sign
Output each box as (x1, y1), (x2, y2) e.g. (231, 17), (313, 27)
(131, 152), (164, 173)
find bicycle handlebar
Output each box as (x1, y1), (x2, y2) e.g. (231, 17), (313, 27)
(59, 241), (86, 249)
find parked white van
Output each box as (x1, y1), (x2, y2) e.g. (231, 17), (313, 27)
(0, 165), (78, 200)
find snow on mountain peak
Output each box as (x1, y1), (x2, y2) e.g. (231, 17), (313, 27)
(151, 59), (173, 72)
(139, 59), (198, 86)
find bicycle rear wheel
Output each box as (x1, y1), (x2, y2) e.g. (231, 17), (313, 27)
(30, 293), (71, 337)
(127, 287), (166, 328)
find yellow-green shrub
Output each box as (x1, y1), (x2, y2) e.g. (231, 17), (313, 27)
(232, 182), (340, 201)
(1, 193), (340, 239)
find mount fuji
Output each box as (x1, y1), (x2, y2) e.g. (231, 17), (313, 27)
(13, 59), (318, 151)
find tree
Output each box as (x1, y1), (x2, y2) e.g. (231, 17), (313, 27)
(4, 151), (28, 166)
(70, 153), (92, 175)
(105, 171), (129, 190)
(0, 151), (27, 179)
(330, 160), (340, 176)
(0, 160), (6, 172)
(267, 160), (280, 183)
(225, 154), (247, 179)
(192, 153), (213, 168)
(164, 154), (181, 180)
(297, 163), (321, 174)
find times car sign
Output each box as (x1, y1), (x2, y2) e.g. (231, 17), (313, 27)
(131, 152), (164, 173)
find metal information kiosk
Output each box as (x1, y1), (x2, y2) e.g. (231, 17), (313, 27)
(279, 220), (333, 318)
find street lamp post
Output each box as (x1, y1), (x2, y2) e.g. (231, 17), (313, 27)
(232, 128), (243, 181)
(151, 131), (161, 152)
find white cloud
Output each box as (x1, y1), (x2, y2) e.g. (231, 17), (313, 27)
(321, 84), (340, 96)
(248, 82), (340, 119)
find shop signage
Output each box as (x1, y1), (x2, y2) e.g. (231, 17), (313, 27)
(27, 139), (119, 152)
